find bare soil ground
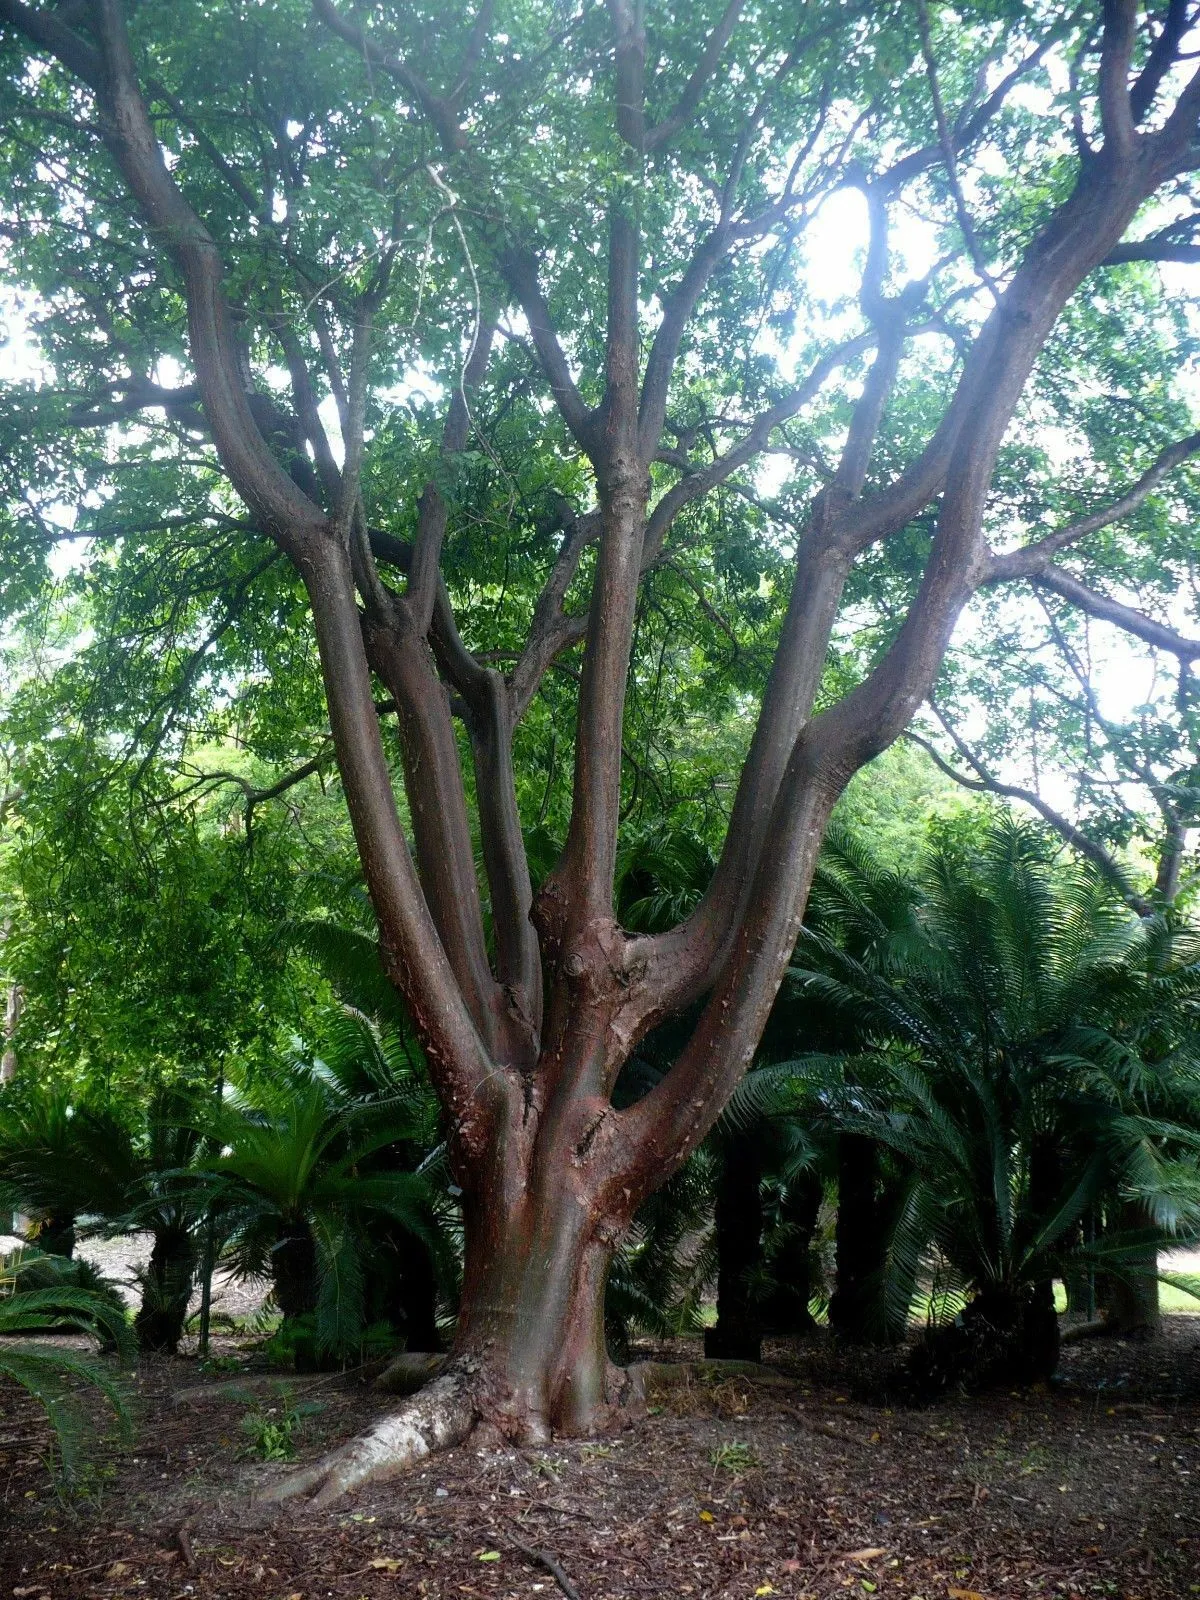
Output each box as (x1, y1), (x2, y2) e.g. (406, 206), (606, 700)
(4, 1324), (1200, 1600)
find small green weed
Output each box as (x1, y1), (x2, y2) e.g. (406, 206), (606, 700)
(239, 1402), (300, 1461)
(198, 1353), (242, 1376)
(709, 1440), (758, 1472)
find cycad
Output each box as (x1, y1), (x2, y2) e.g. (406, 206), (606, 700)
(199, 1031), (447, 1366)
(287, 912), (452, 1353)
(0, 1082), (211, 1353)
(786, 817), (1200, 1390)
(120, 1083), (213, 1354)
(0, 1247), (134, 1483)
(0, 1089), (133, 1258)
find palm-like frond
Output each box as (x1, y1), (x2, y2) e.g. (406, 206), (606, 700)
(788, 816), (1200, 1325)
(0, 1250), (134, 1481)
(288, 917), (406, 1023)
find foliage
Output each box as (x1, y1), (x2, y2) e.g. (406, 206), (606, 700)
(787, 818), (1200, 1384)
(0, 1077), (213, 1350)
(237, 1397), (316, 1462)
(0, 1247), (134, 1483)
(198, 1025), (447, 1366)
(0, 737), (329, 1099)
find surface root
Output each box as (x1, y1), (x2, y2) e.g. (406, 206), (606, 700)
(257, 1367), (479, 1508)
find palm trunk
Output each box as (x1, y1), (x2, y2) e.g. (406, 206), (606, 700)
(705, 1131), (764, 1362)
(766, 1170), (822, 1335)
(273, 1221), (319, 1322)
(34, 1214), (76, 1258)
(830, 1133), (885, 1342)
(1101, 1201), (1161, 1340)
(1028, 1134), (1062, 1349)
(386, 1227), (442, 1354)
(134, 1222), (196, 1354)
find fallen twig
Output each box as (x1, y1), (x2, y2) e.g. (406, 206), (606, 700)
(176, 1524), (196, 1569)
(775, 1402), (855, 1441)
(507, 1532), (581, 1600)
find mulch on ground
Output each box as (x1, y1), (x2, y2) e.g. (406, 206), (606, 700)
(3, 1321), (1200, 1600)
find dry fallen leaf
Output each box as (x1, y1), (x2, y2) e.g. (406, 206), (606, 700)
(105, 1563), (131, 1579)
(370, 1558), (403, 1573)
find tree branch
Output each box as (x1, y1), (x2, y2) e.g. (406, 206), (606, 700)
(642, 331), (875, 559)
(501, 251), (598, 455)
(905, 719), (1153, 914)
(507, 506), (599, 719)
(550, 195), (645, 920)
(407, 319), (498, 634)
(985, 430), (1200, 582)
(304, 540), (496, 1120)
(1098, 0), (1139, 159)
(1033, 567), (1200, 660)
(1130, 0), (1194, 125)
(310, 0), (466, 152)
(644, 0), (746, 151)
(0, 0), (101, 85)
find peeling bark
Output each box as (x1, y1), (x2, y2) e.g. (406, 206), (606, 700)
(261, 1362), (482, 1509)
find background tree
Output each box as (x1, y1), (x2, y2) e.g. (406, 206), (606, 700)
(4, 0), (1200, 1501)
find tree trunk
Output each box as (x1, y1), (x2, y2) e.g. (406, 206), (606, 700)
(830, 1134), (885, 1343)
(454, 1174), (618, 1442)
(273, 1222), (319, 1322)
(370, 1225), (442, 1353)
(0, 979), (21, 1084)
(265, 1125), (629, 1506)
(134, 1222), (196, 1354)
(1101, 1202), (1161, 1340)
(1027, 1133), (1063, 1352)
(705, 1132), (764, 1362)
(765, 1170), (823, 1336)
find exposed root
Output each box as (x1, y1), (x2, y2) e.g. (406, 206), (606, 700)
(257, 1367), (479, 1509)
(255, 1355), (790, 1509)
(1060, 1318), (1111, 1346)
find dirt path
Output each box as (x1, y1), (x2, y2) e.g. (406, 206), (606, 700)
(4, 1321), (1200, 1599)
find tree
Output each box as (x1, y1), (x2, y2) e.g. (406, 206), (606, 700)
(4, 0), (1200, 1500)
(0, 1079), (209, 1351)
